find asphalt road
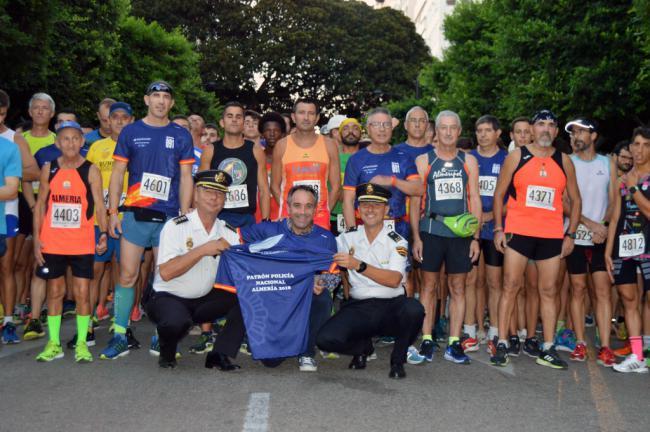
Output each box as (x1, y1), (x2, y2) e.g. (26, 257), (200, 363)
(0, 317), (647, 432)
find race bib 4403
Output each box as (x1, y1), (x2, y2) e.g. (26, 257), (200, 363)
(51, 203), (81, 229)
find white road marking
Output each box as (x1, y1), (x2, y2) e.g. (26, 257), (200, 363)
(471, 351), (517, 376)
(242, 392), (270, 432)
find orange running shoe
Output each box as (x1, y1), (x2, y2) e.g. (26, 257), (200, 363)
(95, 304), (110, 321)
(597, 347), (616, 367)
(570, 342), (587, 362)
(613, 342), (631, 358)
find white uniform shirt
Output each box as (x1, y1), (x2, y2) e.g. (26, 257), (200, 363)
(336, 225), (408, 300)
(153, 210), (240, 299)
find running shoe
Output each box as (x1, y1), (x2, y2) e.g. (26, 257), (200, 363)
(66, 331), (96, 349)
(490, 342), (509, 367)
(240, 342), (252, 356)
(62, 300), (76, 318)
(75, 343), (93, 363)
(407, 345), (426, 365)
(23, 319), (45, 341)
(95, 304), (110, 321)
(100, 334), (129, 360)
(487, 336), (497, 357)
(613, 354), (649, 373)
(189, 332), (213, 354)
(554, 328), (577, 352)
(477, 329), (487, 345)
(536, 346), (568, 369)
(298, 356), (317, 372)
(149, 335), (181, 359)
(419, 339), (436, 362)
(570, 342), (587, 362)
(2, 322), (21, 344)
(613, 342), (632, 358)
(517, 329), (527, 342)
(319, 351), (339, 359)
(507, 335), (521, 357)
(585, 314), (595, 328)
(126, 327), (140, 349)
(435, 317), (448, 342)
(443, 341), (471, 364)
(39, 309), (48, 325)
(523, 337), (542, 358)
(130, 306), (143, 322)
(460, 334), (479, 353)
(36, 341), (64, 362)
(596, 347), (616, 367)
(376, 336), (395, 346)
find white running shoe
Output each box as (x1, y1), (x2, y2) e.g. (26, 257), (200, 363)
(613, 354), (649, 373)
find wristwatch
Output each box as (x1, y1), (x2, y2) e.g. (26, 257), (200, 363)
(357, 261), (367, 273)
(566, 232), (577, 239)
(629, 185), (639, 195)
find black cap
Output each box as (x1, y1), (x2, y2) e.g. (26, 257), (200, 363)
(356, 183), (391, 203)
(531, 109), (558, 125)
(194, 170), (232, 193)
(146, 80), (174, 96)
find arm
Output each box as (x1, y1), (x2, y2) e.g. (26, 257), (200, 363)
(108, 160), (127, 237)
(410, 154), (428, 262)
(605, 179), (621, 282)
(179, 163), (193, 214)
(493, 149), (520, 253)
(254, 144), (271, 219)
(14, 134), (39, 182)
(0, 177), (18, 201)
(159, 238), (231, 282)
(332, 252), (403, 288)
(199, 143), (213, 172)
(270, 138), (286, 205)
(21, 180), (36, 210)
(325, 138), (341, 212)
(561, 154), (581, 257)
(89, 164), (108, 255)
(465, 154), (482, 261)
(624, 168), (650, 219)
(32, 165), (50, 266)
(342, 188), (356, 228)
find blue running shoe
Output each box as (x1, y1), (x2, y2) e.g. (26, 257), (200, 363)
(149, 334), (181, 359)
(407, 345), (426, 364)
(99, 334), (129, 360)
(1, 322), (20, 344)
(444, 341), (471, 364)
(554, 328), (576, 352)
(419, 339), (438, 362)
(376, 336), (395, 346)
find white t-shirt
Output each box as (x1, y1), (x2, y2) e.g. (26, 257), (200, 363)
(336, 225), (407, 300)
(571, 154), (610, 246)
(153, 210), (240, 299)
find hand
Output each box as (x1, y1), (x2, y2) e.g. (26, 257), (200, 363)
(412, 237), (423, 263)
(96, 234), (108, 255)
(589, 222), (607, 240)
(493, 231), (507, 254)
(33, 238), (45, 266)
(109, 214), (122, 238)
(605, 255), (615, 283)
(469, 239), (480, 262)
(332, 252), (360, 270)
(368, 175), (393, 187)
(623, 168), (639, 188)
(313, 276), (325, 295)
(591, 230), (606, 245)
(560, 236), (574, 258)
(203, 238), (231, 257)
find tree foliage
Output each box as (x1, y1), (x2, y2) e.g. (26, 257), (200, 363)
(0, 0), (218, 126)
(408, 0), (649, 147)
(131, 0), (431, 116)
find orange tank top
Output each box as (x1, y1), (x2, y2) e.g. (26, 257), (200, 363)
(505, 147), (566, 239)
(280, 135), (330, 229)
(255, 160), (281, 223)
(40, 159), (95, 255)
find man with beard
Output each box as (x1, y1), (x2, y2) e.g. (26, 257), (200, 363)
(331, 117), (362, 234)
(563, 118), (616, 366)
(613, 140), (632, 178)
(491, 110), (581, 369)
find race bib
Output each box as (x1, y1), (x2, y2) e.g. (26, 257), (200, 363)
(224, 184), (249, 209)
(383, 219), (395, 232)
(293, 180), (321, 197)
(575, 223), (593, 246)
(336, 214), (346, 234)
(619, 233), (645, 258)
(435, 178), (463, 200)
(104, 190), (128, 208)
(51, 203), (81, 229)
(478, 176), (497, 197)
(526, 185), (555, 210)
(140, 172), (171, 201)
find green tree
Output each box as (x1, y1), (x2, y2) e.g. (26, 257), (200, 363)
(131, 0), (430, 115)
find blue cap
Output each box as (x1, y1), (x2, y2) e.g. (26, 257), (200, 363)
(531, 109), (558, 125)
(56, 120), (83, 134)
(109, 102), (133, 116)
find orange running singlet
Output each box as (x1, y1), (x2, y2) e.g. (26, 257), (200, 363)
(40, 160), (95, 255)
(505, 147), (566, 239)
(280, 135), (330, 229)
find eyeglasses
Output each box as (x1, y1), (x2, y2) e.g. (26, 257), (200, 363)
(407, 118), (428, 124)
(368, 121), (392, 129)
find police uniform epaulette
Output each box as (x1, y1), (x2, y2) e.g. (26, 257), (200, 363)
(387, 231), (403, 243)
(173, 215), (189, 225)
(224, 221), (238, 233)
(345, 227), (358, 233)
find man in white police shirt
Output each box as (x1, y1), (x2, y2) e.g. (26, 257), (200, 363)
(317, 183), (425, 379)
(145, 170), (240, 368)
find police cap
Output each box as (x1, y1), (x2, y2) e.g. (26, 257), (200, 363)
(194, 169), (232, 193)
(356, 182), (391, 203)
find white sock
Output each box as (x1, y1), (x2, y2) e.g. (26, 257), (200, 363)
(3, 316), (13, 325)
(518, 329), (527, 340)
(487, 326), (498, 340)
(463, 324), (476, 338)
(543, 341), (553, 351)
(643, 335), (650, 349)
(497, 338), (509, 348)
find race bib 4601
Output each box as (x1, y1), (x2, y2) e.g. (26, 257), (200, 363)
(140, 172), (171, 201)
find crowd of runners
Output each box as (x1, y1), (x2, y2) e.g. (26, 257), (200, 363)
(0, 80), (649, 378)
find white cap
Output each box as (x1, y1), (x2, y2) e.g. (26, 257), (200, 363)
(321, 114), (347, 135)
